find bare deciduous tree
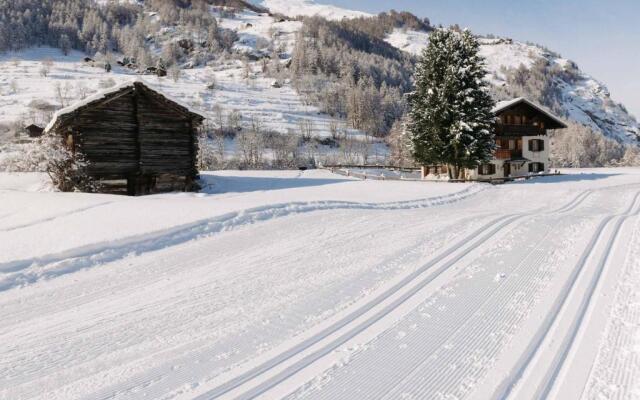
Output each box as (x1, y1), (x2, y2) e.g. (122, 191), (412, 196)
(168, 65), (181, 82)
(54, 82), (73, 108)
(39, 59), (53, 77)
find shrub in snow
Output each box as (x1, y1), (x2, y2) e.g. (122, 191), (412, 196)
(41, 136), (99, 192)
(1, 134), (100, 192)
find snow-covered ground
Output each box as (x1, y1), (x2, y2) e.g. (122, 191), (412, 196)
(1, 168), (640, 399)
(259, 0), (371, 20)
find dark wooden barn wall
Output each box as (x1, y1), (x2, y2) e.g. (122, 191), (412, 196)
(137, 90), (196, 176)
(71, 87), (198, 180)
(75, 92), (138, 177)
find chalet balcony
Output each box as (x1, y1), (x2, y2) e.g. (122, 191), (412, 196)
(494, 149), (522, 160)
(495, 124), (544, 136)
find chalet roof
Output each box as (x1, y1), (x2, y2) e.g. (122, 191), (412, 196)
(44, 79), (205, 133)
(492, 97), (567, 129)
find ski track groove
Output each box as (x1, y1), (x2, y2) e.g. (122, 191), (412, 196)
(191, 188), (595, 400)
(581, 215), (640, 400)
(306, 212), (561, 400)
(0, 186), (609, 400)
(1, 212), (486, 398)
(380, 225), (556, 400)
(531, 191), (640, 400)
(494, 190), (640, 400)
(0, 184), (488, 291)
(72, 214), (495, 400)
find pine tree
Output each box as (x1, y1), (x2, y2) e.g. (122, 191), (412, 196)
(408, 28), (496, 179)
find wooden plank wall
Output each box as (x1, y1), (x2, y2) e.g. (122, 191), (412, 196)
(136, 90), (196, 176)
(74, 92), (138, 177)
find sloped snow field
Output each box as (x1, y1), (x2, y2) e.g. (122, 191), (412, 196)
(1, 169), (640, 400)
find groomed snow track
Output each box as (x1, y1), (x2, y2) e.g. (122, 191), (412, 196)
(4, 171), (640, 400)
(495, 190), (640, 400)
(191, 189), (596, 400)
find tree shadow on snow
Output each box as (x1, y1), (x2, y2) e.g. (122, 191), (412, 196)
(199, 175), (350, 194)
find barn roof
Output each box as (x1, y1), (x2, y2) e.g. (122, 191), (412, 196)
(44, 79), (205, 133)
(492, 97), (567, 129)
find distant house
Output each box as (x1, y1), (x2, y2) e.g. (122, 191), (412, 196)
(44, 80), (205, 195)
(24, 124), (44, 138)
(421, 98), (567, 180)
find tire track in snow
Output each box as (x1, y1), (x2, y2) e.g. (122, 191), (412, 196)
(189, 189), (594, 400)
(493, 190), (640, 400)
(0, 184), (488, 291)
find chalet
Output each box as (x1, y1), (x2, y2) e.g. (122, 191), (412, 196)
(24, 124), (44, 138)
(422, 98), (567, 180)
(469, 98), (567, 180)
(44, 80), (204, 195)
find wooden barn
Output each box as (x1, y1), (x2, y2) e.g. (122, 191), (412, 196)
(44, 80), (204, 195)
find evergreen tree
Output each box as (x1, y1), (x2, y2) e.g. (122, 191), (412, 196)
(408, 28), (495, 179)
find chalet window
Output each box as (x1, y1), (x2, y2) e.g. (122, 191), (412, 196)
(479, 163), (496, 175)
(528, 162), (544, 173)
(514, 115), (522, 125)
(528, 139), (545, 152)
(509, 140), (516, 150)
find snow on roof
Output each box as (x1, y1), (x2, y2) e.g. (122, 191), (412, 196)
(44, 78), (204, 133)
(492, 97), (567, 128)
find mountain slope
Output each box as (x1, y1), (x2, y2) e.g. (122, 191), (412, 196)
(0, 0), (638, 154)
(386, 28), (639, 144)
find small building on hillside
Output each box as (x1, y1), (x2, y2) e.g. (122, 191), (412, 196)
(44, 80), (205, 195)
(421, 98), (567, 180)
(25, 124), (44, 138)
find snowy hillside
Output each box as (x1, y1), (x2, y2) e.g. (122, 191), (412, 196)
(2, 168), (640, 399)
(0, 3), (379, 144)
(386, 29), (640, 144)
(259, 0), (371, 20)
(1, 0), (638, 157)
(0, 45), (359, 140)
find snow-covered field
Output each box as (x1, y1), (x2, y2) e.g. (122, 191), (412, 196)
(1, 168), (640, 399)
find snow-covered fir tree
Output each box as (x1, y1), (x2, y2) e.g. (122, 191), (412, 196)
(408, 28), (496, 179)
